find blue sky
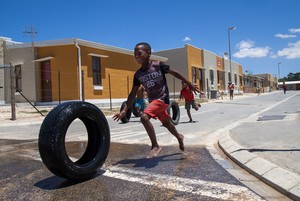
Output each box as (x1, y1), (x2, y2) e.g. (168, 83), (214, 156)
(2, 0), (300, 78)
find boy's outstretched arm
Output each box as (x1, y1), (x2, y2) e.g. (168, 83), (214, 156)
(168, 68), (200, 94)
(113, 85), (139, 121)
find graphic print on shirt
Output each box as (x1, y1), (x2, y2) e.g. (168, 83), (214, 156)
(139, 70), (162, 88)
(134, 61), (169, 103)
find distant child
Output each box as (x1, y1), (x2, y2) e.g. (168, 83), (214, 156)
(179, 81), (201, 123)
(228, 82), (234, 100)
(282, 81), (287, 95)
(113, 42), (199, 158)
(135, 85), (147, 115)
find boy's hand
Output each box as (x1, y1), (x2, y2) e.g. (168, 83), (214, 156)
(112, 110), (126, 121)
(188, 83), (200, 95)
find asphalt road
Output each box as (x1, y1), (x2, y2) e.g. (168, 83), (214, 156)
(0, 91), (296, 200)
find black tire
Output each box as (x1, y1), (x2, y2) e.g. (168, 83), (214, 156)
(132, 99), (141, 117)
(38, 101), (110, 181)
(120, 101), (132, 123)
(167, 100), (180, 125)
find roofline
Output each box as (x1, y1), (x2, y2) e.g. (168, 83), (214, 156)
(278, 81), (300, 85)
(6, 38), (168, 62)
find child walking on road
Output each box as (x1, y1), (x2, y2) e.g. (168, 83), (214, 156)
(228, 82), (235, 100)
(179, 81), (201, 123)
(113, 42), (199, 158)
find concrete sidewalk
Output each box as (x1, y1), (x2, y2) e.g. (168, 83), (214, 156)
(218, 108), (300, 200)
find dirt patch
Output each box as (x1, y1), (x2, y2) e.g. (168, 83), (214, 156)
(0, 105), (120, 124)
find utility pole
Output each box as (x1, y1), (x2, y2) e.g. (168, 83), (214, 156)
(10, 63), (16, 120)
(23, 25), (37, 60)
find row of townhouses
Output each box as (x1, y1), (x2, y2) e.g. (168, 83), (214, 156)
(0, 37), (278, 105)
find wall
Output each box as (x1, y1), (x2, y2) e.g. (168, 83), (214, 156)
(203, 49), (217, 90)
(37, 44), (140, 102)
(154, 47), (188, 98)
(5, 47), (36, 103)
(80, 46), (139, 100)
(0, 39), (5, 104)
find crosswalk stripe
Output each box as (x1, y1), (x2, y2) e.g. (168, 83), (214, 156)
(104, 166), (264, 201)
(111, 131), (168, 140)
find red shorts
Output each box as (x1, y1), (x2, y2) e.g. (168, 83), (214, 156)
(143, 99), (170, 123)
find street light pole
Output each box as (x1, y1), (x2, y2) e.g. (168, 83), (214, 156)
(278, 62), (281, 81)
(228, 26), (236, 83)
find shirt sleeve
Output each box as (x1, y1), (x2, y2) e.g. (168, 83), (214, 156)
(133, 75), (140, 86)
(160, 62), (170, 74)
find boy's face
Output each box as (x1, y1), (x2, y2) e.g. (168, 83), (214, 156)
(134, 45), (150, 64)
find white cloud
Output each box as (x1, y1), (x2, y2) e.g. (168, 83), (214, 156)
(182, 36), (191, 42)
(277, 40), (300, 59)
(270, 51), (278, 59)
(275, 33), (297, 38)
(289, 28), (300, 34)
(233, 40), (270, 58)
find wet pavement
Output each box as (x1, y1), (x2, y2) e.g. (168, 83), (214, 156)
(0, 140), (264, 200)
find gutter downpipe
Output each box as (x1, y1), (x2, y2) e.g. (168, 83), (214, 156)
(74, 39), (83, 101)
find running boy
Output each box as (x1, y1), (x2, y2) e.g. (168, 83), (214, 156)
(135, 85), (147, 115)
(179, 81), (201, 123)
(113, 42), (199, 158)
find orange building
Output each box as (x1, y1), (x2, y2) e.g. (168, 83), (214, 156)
(4, 38), (167, 105)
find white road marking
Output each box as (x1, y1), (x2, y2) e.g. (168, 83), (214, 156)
(111, 130), (168, 141)
(112, 131), (147, 139)
(180, 108), (218, 119)
(104, 166), (264, 201)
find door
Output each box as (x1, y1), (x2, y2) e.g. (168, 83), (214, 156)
(41, 60), (52, 102)
(198, 69), (204, 92)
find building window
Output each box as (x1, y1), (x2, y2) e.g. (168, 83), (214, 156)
(210, 69), (214, 85)
(198, 69), (202, 80)
(234, 74), (237, 85)
(14, 65), (22, 92)
(192, 67), (196, 83)
(92, 56), (101, 85)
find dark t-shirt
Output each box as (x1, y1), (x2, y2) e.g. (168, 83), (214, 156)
(133, 61), (170, 104)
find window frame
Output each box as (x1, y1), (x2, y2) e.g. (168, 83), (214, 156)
(92, 56), (101, 86)
(14, 65), (22, 92)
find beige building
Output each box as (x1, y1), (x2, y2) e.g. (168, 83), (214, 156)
(155, 44), (243, 99)
(243, 73), (278, 93)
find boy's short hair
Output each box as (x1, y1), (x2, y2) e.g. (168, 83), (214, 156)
(135, 42), (151, 53)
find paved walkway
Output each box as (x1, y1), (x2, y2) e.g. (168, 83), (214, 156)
(218, 92), (300, 201)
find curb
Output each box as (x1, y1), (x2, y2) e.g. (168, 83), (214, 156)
(218, 131), (300, 201)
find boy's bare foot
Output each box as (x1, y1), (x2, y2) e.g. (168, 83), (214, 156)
(178, 134), (185, 151)
(147, 146), (162, 158)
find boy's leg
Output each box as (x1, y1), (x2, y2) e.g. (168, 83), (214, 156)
(185, 101), (194, 122)
(142, 100), (169, 158)
(187, 109), (193, 122)
(140, 113), (161, 158)
(162, 119), (184, 151)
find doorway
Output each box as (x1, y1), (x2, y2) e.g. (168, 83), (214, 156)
(41, 60), (52, 102)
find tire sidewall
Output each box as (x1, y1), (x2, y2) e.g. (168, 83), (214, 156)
(39, 101), (110, 181)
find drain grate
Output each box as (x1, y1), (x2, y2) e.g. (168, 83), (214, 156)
(257, 115), (286, 121)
